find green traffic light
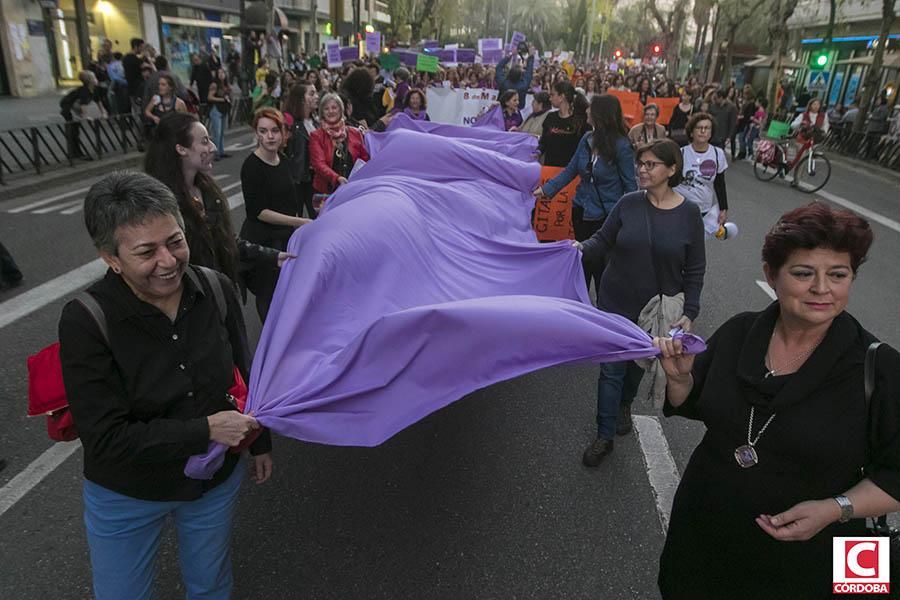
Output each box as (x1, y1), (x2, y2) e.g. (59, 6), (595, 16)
(816, 54), (828, 67)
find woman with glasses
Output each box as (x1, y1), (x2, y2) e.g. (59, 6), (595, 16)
(572, 139), (706, 467)
(673, 113), (729, 238)
(534, 95), (637, 295)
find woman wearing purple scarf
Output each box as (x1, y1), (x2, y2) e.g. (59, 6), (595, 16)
(500, 90), (523, 132)
(402, 89), (430, 121)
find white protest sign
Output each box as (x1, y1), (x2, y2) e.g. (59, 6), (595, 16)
(426, 88), (500, 126)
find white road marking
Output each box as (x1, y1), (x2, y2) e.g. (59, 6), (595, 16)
(634, 415), (680, 533)
(220, 181), (241, 194)
(228, 191), (244, 209)
(811, 188), (900, 234)
(0, 441), (82, 517)
(0, 259), (106, 330)
(33, 199), (82, 214)
(223, 140), (256, 152)
(61, 203), (85, 215)
(755, 280), (777, 301)
(7, 187), (90, 213)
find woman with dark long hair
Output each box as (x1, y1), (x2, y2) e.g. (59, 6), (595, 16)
(283, 82), (320, 219)
(206, 67), (231, 161)
(534, 94), (637, 296)
(538, 80), (590, 167)
(499, 90), (522, 131)
(144, 112), (290, 287)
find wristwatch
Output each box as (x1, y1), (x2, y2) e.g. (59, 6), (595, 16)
(833, 495), (854, 523)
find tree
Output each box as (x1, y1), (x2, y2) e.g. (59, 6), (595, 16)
(692, 0), (715, 68)
(647, 0), (690, 77)
(715, 0), (769, 85)
(853, 0), (896, 132)
(606, 3), (661, 58)
(765, 0), (801, 114)
(511, 0), (561, 51)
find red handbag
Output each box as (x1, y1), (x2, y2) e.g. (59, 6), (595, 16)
(27, 341), (78, 442)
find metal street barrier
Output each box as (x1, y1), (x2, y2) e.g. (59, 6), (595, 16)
(0, 97), (255, 185)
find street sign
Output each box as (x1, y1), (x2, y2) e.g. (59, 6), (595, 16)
(808, 70), (830, 92)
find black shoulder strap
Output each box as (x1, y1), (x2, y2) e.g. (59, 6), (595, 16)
(185, 265), (227, 324)
(74, 291), (109, 345)
(864, 342), (883, 410)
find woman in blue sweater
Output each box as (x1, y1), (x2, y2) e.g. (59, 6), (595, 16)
(573, 139), (706, 467)
(534, 94), (638, 296)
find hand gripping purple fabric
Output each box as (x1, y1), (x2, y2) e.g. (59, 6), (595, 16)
(184, 128), (706, 479)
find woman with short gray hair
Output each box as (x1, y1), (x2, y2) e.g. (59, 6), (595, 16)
(59, 170), (273, 599)
(309, 92), (369, 194)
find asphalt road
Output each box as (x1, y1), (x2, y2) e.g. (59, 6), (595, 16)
(1, 141), (899, 600)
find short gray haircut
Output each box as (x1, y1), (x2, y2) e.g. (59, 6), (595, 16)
(83, 171), (184, 255)
(318, 92), (344, 119)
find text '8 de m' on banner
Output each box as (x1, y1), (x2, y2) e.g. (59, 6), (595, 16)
(533, 166), (576, 242)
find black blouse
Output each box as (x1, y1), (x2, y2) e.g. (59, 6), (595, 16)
(239, 152), (299, 249)
(59, 267), (272, 502)
(659, 303), (900, 598)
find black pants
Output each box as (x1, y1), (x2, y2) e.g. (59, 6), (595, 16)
(0, 241), (23, 286)
(572, 205), (605, 302)
(296, 180), (316, 220)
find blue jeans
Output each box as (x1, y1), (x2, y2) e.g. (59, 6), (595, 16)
(741, 126), (760, 158)
(83, 463), (242, 600)
(596, 361), (645, 440)
(208, 105), (226, 158)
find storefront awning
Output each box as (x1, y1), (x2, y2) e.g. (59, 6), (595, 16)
(836, 53), (900, 68)
(743, 54), (806, 69)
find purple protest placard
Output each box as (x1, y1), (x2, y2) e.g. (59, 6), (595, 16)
(456, 48), (476, 63)
(478, 38), (502, 54)
(423, 39), (439, 49)
(482, 49), (503, 65)
(365, 32), (381, 56)
(392, 49), (419, 68)
(511, 31), (526, 46)
(340, 45), (360, 62)
(326, 42), (342, 68)
(427, 48), (456, 63)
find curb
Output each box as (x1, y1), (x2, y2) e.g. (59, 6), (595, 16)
(0, 154), (145, 202)
(0, 130), (254, 202)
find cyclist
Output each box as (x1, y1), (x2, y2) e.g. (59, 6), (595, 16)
(782, 98), (829, 184)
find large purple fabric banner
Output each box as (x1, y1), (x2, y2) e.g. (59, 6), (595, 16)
(369, 113), (537, 161)
(184, 125), (706, 479)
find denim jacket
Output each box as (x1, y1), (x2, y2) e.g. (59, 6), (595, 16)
(542, 133), (637, 221)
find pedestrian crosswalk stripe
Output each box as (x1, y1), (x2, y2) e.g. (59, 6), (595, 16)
(4, 174), (232, 215)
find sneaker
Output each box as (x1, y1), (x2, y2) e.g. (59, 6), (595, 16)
(582, 438), (614, 467)
(616, 403), (633, 436)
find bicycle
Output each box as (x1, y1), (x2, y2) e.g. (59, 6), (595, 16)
(753, 131), (832, 193)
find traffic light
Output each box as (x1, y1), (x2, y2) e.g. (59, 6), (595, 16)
(810, 50), (829, 68)
(324, 22), (333, 36)
(652, 43), (662, 55)
(614, 49), (622, 58)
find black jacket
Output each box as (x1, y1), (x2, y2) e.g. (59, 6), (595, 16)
(286, 115), (313, 184)
(660, 304), (900, 598)
(59, 267), (271, 501)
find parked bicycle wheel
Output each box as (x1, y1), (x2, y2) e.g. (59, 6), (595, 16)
(753, 144), (782, 182)
(793, 151), (831, 193)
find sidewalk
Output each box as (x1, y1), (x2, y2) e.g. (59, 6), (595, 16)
(0, 127), (254, 202)
(0, 90), (70, 131)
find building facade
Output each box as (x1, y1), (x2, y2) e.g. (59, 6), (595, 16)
(788, 0), (900, 107)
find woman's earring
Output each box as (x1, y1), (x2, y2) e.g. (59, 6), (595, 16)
(113, 266), (121, 274)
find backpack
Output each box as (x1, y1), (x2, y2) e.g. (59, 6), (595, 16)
(27, 266), (247, 442)
(59, 88), (81, 122)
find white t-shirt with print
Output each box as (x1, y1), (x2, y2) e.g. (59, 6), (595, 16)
(675, 144), (727, 216)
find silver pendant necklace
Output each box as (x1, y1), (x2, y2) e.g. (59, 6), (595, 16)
(734, 406), (776, 468)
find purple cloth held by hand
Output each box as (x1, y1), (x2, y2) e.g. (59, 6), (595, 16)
(184, 125), (705, 480)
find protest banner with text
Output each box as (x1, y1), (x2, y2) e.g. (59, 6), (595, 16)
(533, 167), (576, 242)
